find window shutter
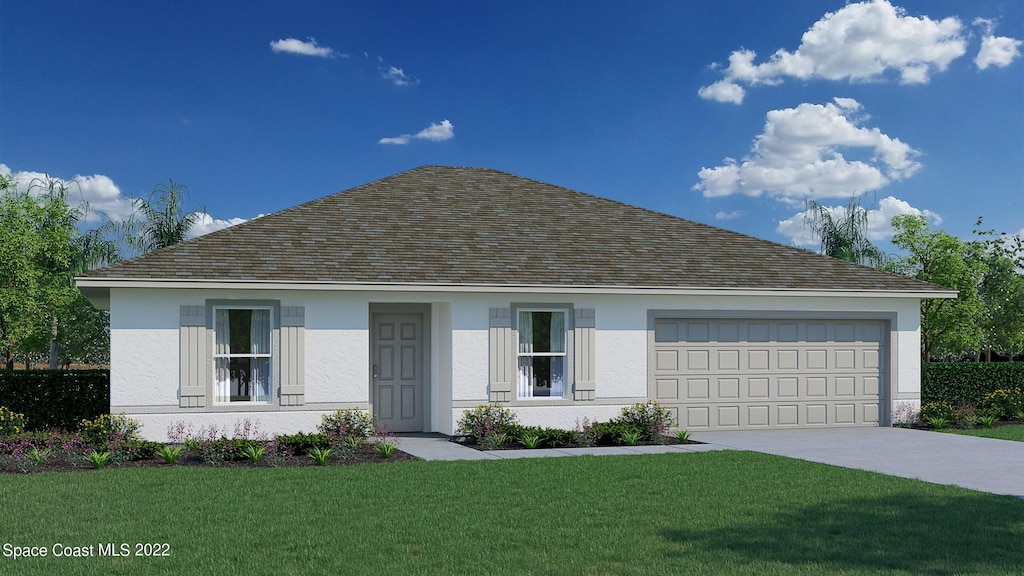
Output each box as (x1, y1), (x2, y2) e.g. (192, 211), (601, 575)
(573, 308), (596, 401)
(179, 306), (207, 407)
(280, 306), (305, 406)
(489, 308), (514, 402)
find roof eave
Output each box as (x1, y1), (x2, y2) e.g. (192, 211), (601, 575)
(74, 276), (958, 300)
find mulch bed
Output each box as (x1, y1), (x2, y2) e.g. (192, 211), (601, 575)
(453, 435), (702, 451)
(1, 445), (419, 475)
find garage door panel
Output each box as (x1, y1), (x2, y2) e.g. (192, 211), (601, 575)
(717, 350), (740, 370)
(653, 318), (885, 430)
(655, 378), (678, 400)
(687, 378), (710, 399)
(656, 350), (678, 371)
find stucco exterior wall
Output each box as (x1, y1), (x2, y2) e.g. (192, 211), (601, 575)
(108, 287), (922, 439)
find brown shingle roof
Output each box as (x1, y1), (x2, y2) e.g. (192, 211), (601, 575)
(79, 166), (949, 293)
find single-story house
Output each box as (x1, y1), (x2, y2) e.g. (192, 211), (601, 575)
(76, 166), (954, 441)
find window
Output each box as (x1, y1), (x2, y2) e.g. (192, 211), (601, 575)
(214, 308), (272, 403)
(517, 310), (567, 398)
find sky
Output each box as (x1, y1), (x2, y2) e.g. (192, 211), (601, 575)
(1, 0), (1022, 255)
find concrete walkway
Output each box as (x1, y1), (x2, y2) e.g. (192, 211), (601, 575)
(692, 427), (1024, 498)
(398, 428), (1024, 498)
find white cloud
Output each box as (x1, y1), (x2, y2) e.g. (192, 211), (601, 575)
(1, 164), (249, 238)
(698, 0), (967, 103)
(776, 195), (942, 247)
(0, 164), (135, 222)
(693, 98), (921, 201)
(383, 66), (414, 86)
(714, 210), (744, 220)
(379, 119), (455, 145)
(697, 79), (745, 105)
(188, 212), (250, 238)
(269, 37), (339, 58)
(974, 18), (1022, 69)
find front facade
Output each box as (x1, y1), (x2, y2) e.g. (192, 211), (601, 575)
(78, 167), (952, 441)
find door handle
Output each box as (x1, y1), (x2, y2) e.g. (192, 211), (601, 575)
(372, 364), (379, 379)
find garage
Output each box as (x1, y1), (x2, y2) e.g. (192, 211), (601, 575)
(652, 318), (887, 429)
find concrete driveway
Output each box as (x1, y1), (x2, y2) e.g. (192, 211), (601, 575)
(692, 427), (1024, 498)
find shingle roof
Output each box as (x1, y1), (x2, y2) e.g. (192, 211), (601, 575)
(79, 166), (949, 293)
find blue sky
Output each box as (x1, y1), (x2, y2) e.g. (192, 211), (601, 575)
(2, 0), (1021, 253)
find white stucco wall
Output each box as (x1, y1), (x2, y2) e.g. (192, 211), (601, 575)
(107, 286), (923, 439)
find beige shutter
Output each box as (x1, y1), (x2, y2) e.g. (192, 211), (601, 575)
(489, 308), (514, 402)
(179, 306), (207, 407)
(573, 308), (596, 401)
(279, 306), (306, 406)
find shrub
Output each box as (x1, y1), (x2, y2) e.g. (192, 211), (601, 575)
(953, 404), (979, 428)
(520, 433), (541, 449)
(613, 401), (673, 442)
(319, 409), (375, 443)
(277, 432), (330, 456)
(457, 404), (519, 442)
(80, 413), (142, 450)
(0, 370), (109, 431)
(890, 402), (920, 428)
(923, 363), (1024, 406)
(572, 418), (599, 448)
(0, 406), (27, 436)
(919, 401), (955, 425)
(85, 451), (111, 469)
(980, 388), (1024, 421)
(589, 421), (641, 446)
(307, 446), (332, 465)
(675, 429), (691, 443)
(156, 445), (184, 465)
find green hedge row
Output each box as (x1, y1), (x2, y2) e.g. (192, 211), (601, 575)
(0, 370), (109, 431)
(922, 362), (1024, 406)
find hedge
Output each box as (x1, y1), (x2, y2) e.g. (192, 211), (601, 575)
(0, 370), (109, 431)
(922, 362), (1024, 406)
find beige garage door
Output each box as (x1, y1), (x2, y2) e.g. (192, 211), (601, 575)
(652, 319), (886, 429)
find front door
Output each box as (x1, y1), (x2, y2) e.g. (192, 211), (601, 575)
(372, 313), (424, 432)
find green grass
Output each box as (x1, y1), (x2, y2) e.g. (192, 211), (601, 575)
(1, 452), (1022, 575)
(943, 424), (1024, 442)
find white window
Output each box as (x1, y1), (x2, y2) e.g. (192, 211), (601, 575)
(517, 309), (567, 398)
(214, 307), (272, 404)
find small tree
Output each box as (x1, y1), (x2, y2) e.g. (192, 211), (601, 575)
(803, 196), (887, 268)
(121, 180), (202, 256)
(974, 219), (1024, 361)
(889, 214), (986, 362)
(0, 175), (77, 369)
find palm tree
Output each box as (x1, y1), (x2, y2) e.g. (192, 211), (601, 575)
(123, 180), (202, 256)
(803, 196), (888, 268)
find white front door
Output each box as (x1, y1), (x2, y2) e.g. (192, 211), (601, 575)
(372, 313), (424, 432)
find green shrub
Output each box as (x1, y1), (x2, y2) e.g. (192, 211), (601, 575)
(318, 409), (375, 442)
(923, 363), (1024, 406)
(80, 413), (142, 450)
(277, 432), (330, 456)
(0, 370), (109, 431)
(612, 401), (674, 442)
(515, 425), (574, 448)
(0, 406), (27, 436)
(457, 404), (519, 442)
(919, 401), (955, 425)
(592, 422), (642, 446)
(520, 433), (541, 449)
(980, 388), (1024, 421)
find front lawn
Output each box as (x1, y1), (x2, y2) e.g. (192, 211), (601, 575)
(942, 424), (1024, 442)
(1, 452), (1021, 575)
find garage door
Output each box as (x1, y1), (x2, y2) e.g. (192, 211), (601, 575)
(652, 319), (886, 429)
